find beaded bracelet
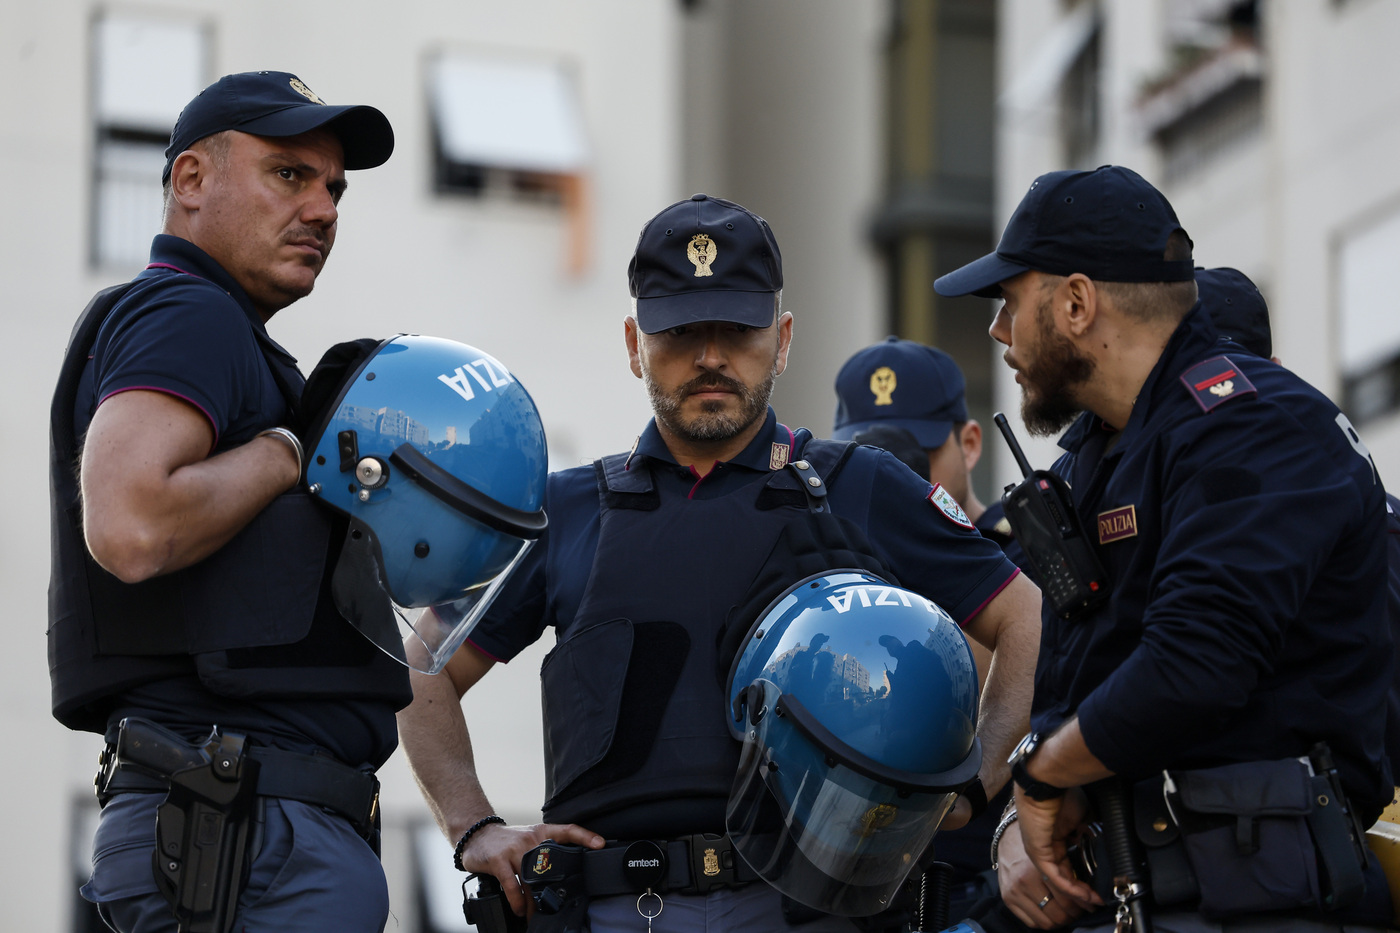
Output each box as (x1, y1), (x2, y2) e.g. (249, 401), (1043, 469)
(453, 815), (506, 871)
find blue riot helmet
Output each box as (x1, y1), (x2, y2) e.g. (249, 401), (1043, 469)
(303, 335), (548, 674)
(725, 571), (981, 917)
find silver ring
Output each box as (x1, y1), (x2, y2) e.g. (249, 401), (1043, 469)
(1038, 894), (1053, 909)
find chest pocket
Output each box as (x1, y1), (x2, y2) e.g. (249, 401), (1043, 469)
(539, 618), (691, 809)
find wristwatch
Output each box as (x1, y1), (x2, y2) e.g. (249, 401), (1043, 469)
(1008, 731), (1066, 800)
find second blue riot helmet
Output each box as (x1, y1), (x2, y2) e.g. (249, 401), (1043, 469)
(725, 571), (981, 917)
(303, 335), (548, 674)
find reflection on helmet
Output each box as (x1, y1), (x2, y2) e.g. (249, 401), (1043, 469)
(725, 571), (980, 917)
(304, 335), (548, 674)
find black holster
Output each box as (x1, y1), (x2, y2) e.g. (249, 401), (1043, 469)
(464, 873), (529, 933)
(113, 717), (259, 933)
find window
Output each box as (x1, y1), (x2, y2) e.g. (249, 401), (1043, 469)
(91, 13), (207, 269)
(1338, 205), (1400, 423)
(1137, 0), (1262, 182)
(1059, 24), (1102, 168)
(428, 52), (588, 203)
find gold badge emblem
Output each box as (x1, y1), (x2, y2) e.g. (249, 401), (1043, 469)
(289, 77), (325, 105)
(857, 804), (898, 838)
(534, 848), (552, 874)
(703, 848), (721, 877)
(870, 367), (897, 406)
(687, 234), (717, 277)
(1208, 380), (1235, 397)
(769, 442), (790, 470)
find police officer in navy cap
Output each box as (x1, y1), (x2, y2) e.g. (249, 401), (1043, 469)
(1195, 267), (1273, 360)
(833, 339), (1033, 914)
(935, 165), (1394, 931)
(51, 72), (408, 932)
(833, 337), (1023, 556)
(398, 194), (1044, 932)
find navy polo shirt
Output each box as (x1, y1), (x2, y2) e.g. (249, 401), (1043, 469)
(76, 234), (399, 769)
(76, 234), (290, 449)
(468, 408), (1021, 663)
(1035, 305), (1392, 820)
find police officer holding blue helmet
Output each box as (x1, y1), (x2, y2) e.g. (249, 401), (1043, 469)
(398, 194), (1043, 932)
(935, 166), (1394, 932)
(49, 72), (545, 933)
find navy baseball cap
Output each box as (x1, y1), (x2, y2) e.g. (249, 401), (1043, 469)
(934, 165), (1194, 298)
(832, 337), (968, 449)
(163, 71), (394, 183)
(1197, 266), (1271, 358)
(628, 194), (783, 334)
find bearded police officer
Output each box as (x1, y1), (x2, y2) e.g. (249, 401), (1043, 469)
(398, 194), (1043, 931)
(935, 166), (1394, 931)
(51, 72), (410, 932)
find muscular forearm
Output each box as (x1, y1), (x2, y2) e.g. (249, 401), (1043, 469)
(82, 391), (299, 582)
(968, 573), (1040, 794)
(398, 667), (499, 840)
(1025, 717), (1113, 789)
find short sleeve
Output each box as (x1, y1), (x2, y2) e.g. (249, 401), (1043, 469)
(836, 448), (1020, 625)
(93, 278), (267, 445)
(466, 467), (601, 662)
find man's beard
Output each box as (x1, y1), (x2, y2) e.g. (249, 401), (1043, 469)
(1019, 301), (1095, 437)
(646, 367), (776, 443)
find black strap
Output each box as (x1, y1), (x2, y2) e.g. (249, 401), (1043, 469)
(100, 744), (379, 836)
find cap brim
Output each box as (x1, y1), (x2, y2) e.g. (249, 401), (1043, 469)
(636, 290), (777, 334)
(240, 103), (395, 170)
(834, 417), (953, 450)
(933, 251), (1029, 299)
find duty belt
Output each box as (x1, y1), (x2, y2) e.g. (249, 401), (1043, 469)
(95, 739), (380, 840)
(526, 833), (760, 900)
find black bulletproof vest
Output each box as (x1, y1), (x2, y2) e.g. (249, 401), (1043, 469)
(48, 280), (409, 734)
(539, 438), (894, 838)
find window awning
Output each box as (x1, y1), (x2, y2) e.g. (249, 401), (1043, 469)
(95, 15), (205, 132)
(429, 53), (589, 174)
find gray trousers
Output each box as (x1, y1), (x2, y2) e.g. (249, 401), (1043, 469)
(83, 791), (388, 933)
(587, 885), (861, 933)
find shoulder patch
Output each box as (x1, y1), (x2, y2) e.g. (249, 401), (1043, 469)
(1179, 355), (1257, 413)
(928, 483), (974, 529)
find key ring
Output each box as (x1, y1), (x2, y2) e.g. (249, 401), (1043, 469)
(638, 889), (664, 930)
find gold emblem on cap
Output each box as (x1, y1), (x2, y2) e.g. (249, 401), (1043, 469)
(870, 367), (897, 406)
(289, 77), (325, 105)
(687, 234), (717, 277)
(1209, 380), (1235, 398)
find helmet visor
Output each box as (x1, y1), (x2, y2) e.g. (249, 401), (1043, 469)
(331, 520), (533, 674)
(726, 683), (961, 917)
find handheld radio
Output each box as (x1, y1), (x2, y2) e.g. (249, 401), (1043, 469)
(994, 413), (1109, 619)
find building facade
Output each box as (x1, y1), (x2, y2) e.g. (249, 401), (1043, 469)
(993, 0), (1400, 488)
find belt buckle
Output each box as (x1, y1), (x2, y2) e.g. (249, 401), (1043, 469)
(687, 833), (736, 893)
